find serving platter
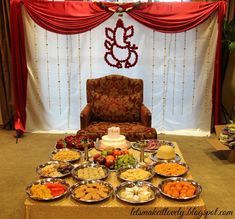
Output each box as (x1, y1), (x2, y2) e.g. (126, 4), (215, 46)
(115, 181), (159, 204)
(116, 164), (155, 182)
(132, 140), (174, 153)
(150, 153), (181, 162)
(95, 140), (132, 151)
(158, 177), (202, 200)
(152, 160), (189, 177)
(26, 178), (70, 201)
(72, 163), (110, 181)
(70, 180), (113, 203)
(49, 148), (81, 163)
(36, 161), (73, 178)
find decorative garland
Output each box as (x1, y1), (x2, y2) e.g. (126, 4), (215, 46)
(104, 19), (138, 69)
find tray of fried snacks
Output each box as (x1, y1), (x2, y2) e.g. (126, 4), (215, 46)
(116, 164), (154, 182)
(153, 160), (189, 177)
(70, 180), (113, 203)
(36, 161), (73, 178)
(72, 163), (110, 181)
(26, 178), (70, 201)
(50, 148), (81, 163)
(158, 177), (202, 200)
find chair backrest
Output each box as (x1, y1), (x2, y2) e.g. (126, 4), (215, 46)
(87, 74), (143, 122)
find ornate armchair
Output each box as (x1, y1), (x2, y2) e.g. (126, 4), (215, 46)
(77, 74), (157, 141)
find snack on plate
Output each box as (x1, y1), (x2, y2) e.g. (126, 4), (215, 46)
(38, 161), (73, 177)
(30, 184), (53, 199)
(157, 145), (175, 160)
(119, 186), (154, 202)
(163, 181), (196, 198)
(73, 182), (111, 201)
(30, 182), (67, 199)
(76, 167), (106, 180)
(154, 162), (187, 176)
(52, 149), (80, 161)
(120, 168), (152, 181)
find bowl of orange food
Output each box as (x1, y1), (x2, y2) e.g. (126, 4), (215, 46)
(153, 160), (189, 177)
(158, 177), (202, 200)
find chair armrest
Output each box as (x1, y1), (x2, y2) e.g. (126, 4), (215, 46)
(80, 103), (92, 129)
(140, 104), (151, 127)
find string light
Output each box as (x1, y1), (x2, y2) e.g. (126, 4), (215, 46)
(172, 33), (176, 115)
(45, 30), (51, 109)
(151, 30), (155, 114)
(181, 31), (187, 115)
(66, 35), (72, 128)
(56, 34), (62, 115)
(33, 24), (41, 107)
(192, 27), (198, 112)
(78, 34), (82, 112)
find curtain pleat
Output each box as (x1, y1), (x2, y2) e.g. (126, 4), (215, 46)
(0, 0), (14, 129)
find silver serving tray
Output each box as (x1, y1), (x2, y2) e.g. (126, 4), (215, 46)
(72, 163), (110, 181)
(116, 164), (155, 181)
(115, 181), (160, 204)
(150, 153), (181, 162)
(152, 160), (189, 177)
(26, 178), (70, 201)
(70, 180), (113, 203)
(158, 177), (202, 200)
(95, 140), (131, 151)
(36, 161), (73, 178)
(49, 148), (81, 163)
(132, 140), (174, 153)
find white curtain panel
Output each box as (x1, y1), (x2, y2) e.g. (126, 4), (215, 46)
(22, 9), (218, 136)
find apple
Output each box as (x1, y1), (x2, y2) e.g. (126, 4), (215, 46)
(105, 159), (114, 169)
(93, 153), (101, 162)
(96, 156), (106, 165)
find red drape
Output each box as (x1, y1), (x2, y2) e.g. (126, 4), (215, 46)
(10, 0), (226, 134)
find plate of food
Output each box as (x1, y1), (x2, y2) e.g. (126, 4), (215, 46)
(72, 163), (110, 181)
(55, 134), (95, 151)
(50, 148), (81, 163)
(26, 178), (70, 201)
(150, 145), (181, 162)
(115, 181), (159, 204)
(132, 139), (174, 153)
(70, 180), (113, 203)
(153, 160), (189, 177)
(36, 161), (73, 178)
(117, 164), (155, 181)
(158, 177), (202, 200)
(93, 149), (137, 171)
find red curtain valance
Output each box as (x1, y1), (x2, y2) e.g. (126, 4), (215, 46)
(10, 0), (226, 134)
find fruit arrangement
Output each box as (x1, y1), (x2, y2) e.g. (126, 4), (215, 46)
(93, 147), (136, 170)
(55, 134), (94, 151)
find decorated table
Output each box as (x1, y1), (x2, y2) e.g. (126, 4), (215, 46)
(24, 142), (206, 219)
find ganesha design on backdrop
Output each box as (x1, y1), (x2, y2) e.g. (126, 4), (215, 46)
(104, 19), (138, 69)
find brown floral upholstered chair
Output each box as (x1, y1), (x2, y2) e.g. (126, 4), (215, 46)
(77, 74), (157, 141)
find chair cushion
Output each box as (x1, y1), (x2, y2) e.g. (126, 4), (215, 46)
(77, 122), (157, 142)
(91, 92), (141, 122)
